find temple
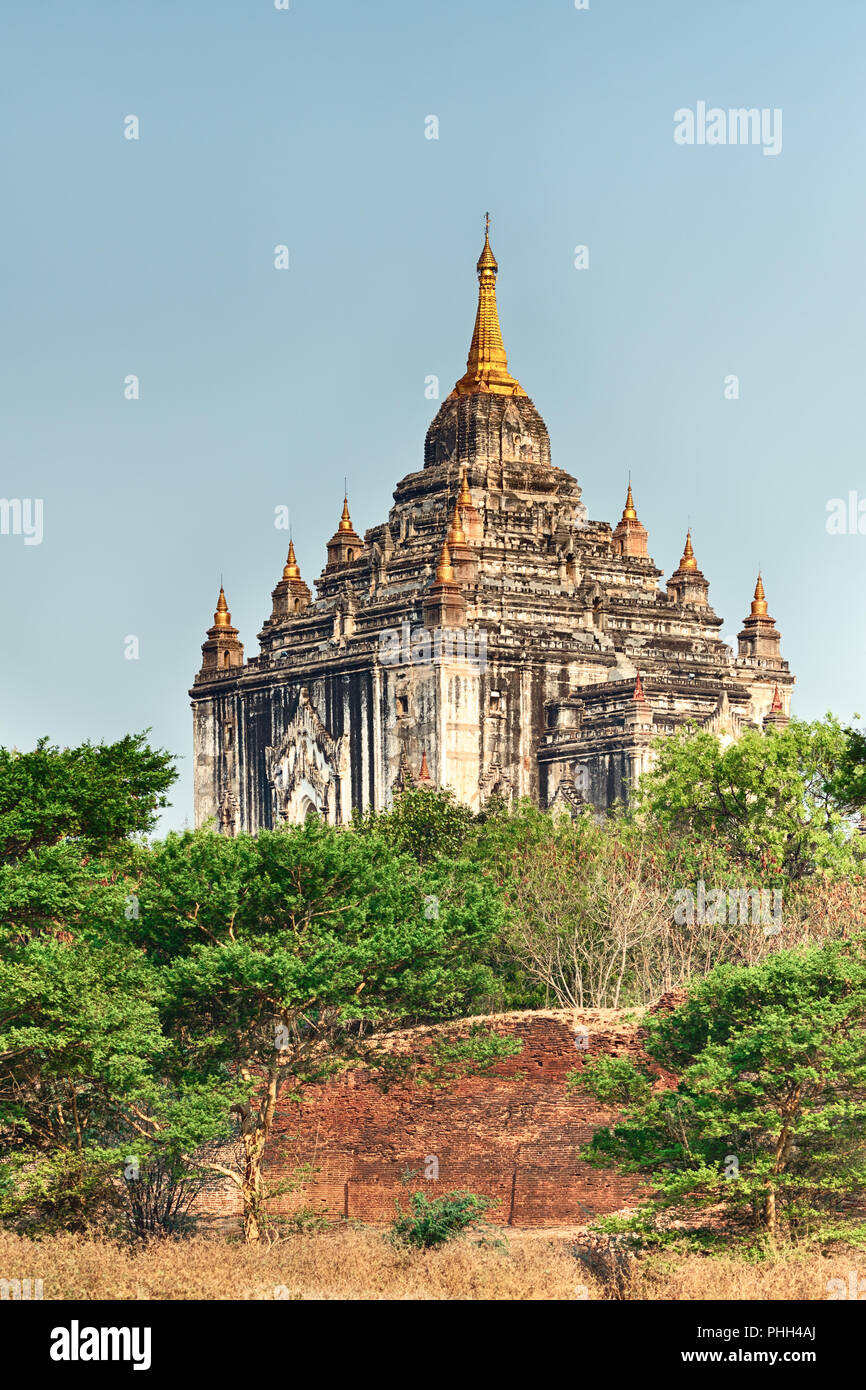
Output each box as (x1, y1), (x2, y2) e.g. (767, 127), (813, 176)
(190, 219), (793, 832)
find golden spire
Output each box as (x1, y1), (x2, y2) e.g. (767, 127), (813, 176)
(338, 495), (354, 533)
(751, 573), (768, 616)
(283, 539), (301, 580)
(679, 530), (697, 572)
(447, 496), (466, 547)
(448, 215), (527, 400)
(458, 467), (473, 508)
(435, 539), (455, 583)
(213, 586), (232, 629)
(622, 482), (637, 521)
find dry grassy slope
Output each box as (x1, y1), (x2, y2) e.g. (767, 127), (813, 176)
(204, 1006), (671, 1229)
(0, 1228), (854, 1301)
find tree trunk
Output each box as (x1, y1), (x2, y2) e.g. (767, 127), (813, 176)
(242, 1169), (262, 1243)
(763, 1183), (776, 1235)
(240, 1065), (281, 1244)
(240, 1125), (267, 1243)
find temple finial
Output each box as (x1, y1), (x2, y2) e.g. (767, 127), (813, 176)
(447, 495), (466, 547)
(213, 586), (232, 629)
(622, 482), (637, 522)
(339, 494), (354, 533)
(458, 467), (473, 508)
(633, 670), (646, 702)
(751, 572), (768, 616)
(679, 530), (697, 571)
(447, 216), (526, 400)
(435, 539), (455, 583)
(283, 539), (301, 580)
(771, 683), (782, 713)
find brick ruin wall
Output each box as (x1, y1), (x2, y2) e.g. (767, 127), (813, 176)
(200, 1008), (671, 1229)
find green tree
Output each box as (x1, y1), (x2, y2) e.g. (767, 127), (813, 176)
(0, 937), (200, 1234)
(133, 819), (501, 1241)
(0, 732), (176, 948)
(828, 721), (866, 812)
(584, 942), (866, 1240)
(0, 732), (176, 863)
(0, 734), (217, 1237)
(635, 717), (864, 882)
(357, 785), (474, 865)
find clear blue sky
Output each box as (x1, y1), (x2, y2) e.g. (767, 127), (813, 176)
(2, 0), (864, 831)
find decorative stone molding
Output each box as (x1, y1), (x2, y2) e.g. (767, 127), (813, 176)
(266, 687), (346, 824)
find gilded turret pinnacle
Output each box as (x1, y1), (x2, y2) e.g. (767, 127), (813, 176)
(447, 496), (467, 547)
(213, 586), (232, 629)
(751, 573), (768, 617)
(283, 539), (301, 580)
(338, 496), (354, 533)
(679, 530), (697, 572)
(458, 467), (473, 508)
(435, 539), (456, 584)
(612, 480), (648, 559)
(448, 215), (527, 400)
(199, 582), (243, 674)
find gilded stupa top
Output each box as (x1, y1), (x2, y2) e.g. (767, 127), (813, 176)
(679, 531), (698, 572)
(446, 495), (467, 547)
(283, 539), (301, 580)
(447, 215), (527, 401)
(457, 467), (473, 508)
(751, 574), (768, 616)
(435, 539), (456, 584)
(213, 586), (232, 629)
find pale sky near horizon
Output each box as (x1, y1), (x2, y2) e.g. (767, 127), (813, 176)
(2, 0), (865, 831)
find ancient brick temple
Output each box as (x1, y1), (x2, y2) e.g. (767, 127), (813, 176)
(190, 219), (793, 832)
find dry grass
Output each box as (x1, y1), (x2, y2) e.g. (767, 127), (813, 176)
(0, 1227), (859, 1301)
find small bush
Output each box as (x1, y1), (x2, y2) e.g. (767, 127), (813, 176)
(567, 1054), (652, 1105)
(420, 1025), (523, 1085)
(390, 1191), (497, 1249)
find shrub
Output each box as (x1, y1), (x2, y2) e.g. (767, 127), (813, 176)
(567, 1054), (653, 1105)
(390, 1191), (497, 1248)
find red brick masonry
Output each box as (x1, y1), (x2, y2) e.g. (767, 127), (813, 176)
(203, 1008), (660, 1228)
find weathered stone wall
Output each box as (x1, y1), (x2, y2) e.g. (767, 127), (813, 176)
(199, 1009), (658, 1230)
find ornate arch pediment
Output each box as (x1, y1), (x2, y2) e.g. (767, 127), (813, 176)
(265, 687), (347, 825)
